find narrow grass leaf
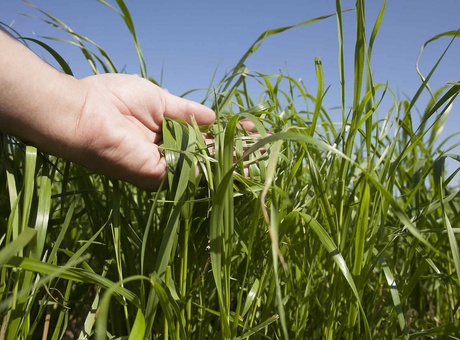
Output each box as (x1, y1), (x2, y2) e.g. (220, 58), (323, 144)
(440, 183), (460, 284)
(310, 57), (324, 137)
(97, 0), (148, 78)
(96, 276), (147, 340)
(352, 181), (370, 276)
(0, 228), (36, 267)
(20, 37), (73, 75)
(236, 314), (280, 340)
(21, 146), (37, 237)
(241, 279), (259, 317)
(298, 211), (371, 338)
(128, 309), (146, 340)
(47, 199), (75, 264)
(5, 256), (138, 305)
(30, 176), (51, 260)
(375, 248), (407, 336)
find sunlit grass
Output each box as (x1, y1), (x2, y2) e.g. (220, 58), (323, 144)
(1, 0), (460, 339)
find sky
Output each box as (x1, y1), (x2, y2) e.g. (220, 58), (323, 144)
(2, 0), (460, 175)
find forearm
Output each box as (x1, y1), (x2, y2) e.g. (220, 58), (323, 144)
(0, 28), (86, 155)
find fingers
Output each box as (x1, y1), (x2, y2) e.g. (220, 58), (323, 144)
(76, 124), (167, 191)
(82, 74), (215, 131)
(130, 147), (167, 191)
(237, 118), (255, 132)
(161, 90), (216, 126)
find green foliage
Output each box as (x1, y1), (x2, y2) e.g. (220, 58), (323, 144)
(1, 0), (460, 339)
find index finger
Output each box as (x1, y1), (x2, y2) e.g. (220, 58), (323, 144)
(162, 90), (216, 126)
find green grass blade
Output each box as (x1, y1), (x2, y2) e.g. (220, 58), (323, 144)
(352, 181), (370, 276)
(21, 146), (37, 240)
(20, 37), (73, 75)
(0, 228), (36, 268)
(375, 248), (407, 336)
(96, 275), (147, 340)
(416, 29), (460, 97)
(353, 0), (366, 110)
(29, 175), (51, 261)
(439, 175), (460, 284)
(298, 212), (371, 338)
(260, 138), (288, 338)
(128, 309), (146, 340)
(335, 0), (346, 121)
(155, 119), (195, 276)
(309, 57), (324, 137)
(222, 12), (339, 95)
(4, 256), (138, 305)
(47, 199), (75, 265)
(236, 314), (280, 340)
(241, 279), (259, 317)
(150, 274), (187, 340)
(98, 0), (148, 78)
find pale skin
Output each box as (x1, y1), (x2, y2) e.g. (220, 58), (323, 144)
(0, 29), (216, 191)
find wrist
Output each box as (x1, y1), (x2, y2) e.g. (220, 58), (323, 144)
(1, 71), (86, 157)
(0, 30), (87, 157)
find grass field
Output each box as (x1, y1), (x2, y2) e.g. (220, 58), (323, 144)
(1, 0), (460, 339)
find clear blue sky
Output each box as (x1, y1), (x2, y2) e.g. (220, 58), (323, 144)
(2, 0), (460, 173)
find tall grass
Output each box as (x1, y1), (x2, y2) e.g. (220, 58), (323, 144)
(1, 0), (460, 338)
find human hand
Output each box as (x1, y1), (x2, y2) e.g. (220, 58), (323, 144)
(0, 30), (215, 191)
(71, 74), (215, 190)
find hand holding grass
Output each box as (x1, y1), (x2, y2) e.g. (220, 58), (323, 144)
(0, 29), (215, 190)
